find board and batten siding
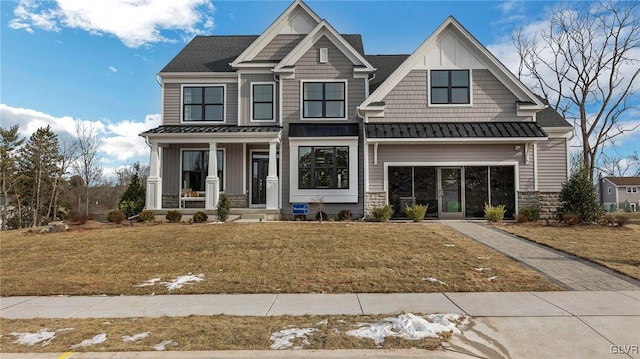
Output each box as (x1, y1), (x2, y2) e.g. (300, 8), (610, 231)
(375, 69), (525, 122)
(367, 143), (534, 192)
(537, 138), (568, 192)
(162, 82), (239, 125)
(254, 34), (305, 62)
(240, 73), (278, 125)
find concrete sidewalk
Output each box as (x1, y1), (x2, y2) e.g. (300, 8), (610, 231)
(2, 291), (640, 358)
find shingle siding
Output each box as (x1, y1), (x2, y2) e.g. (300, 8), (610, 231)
(537, 138), (568, 192)
(162, 82), (239, 125)
(254, 34), (305, 61)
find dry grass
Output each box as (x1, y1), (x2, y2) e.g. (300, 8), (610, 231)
(0, 222), (559, 296)
(0, 315), (446, 352)
(494, 223), (640, 279)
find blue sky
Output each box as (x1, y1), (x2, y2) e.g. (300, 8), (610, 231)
(1, 0), (638, 178)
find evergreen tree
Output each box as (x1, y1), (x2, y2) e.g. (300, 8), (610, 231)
(557, 168), (602, 224)
(0, 125), (25, 230)
(118, 162), (145, 218)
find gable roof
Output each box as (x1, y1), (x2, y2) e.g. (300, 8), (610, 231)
(365, 55), (410, 92)
(360, 16), (546, 111)
(604, 177), (640, 186)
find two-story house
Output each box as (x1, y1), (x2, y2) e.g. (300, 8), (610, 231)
(140, 0), (572, 220)
(599, 176), (640, 212)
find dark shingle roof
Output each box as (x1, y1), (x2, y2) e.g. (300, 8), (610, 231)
(604, 177), (640, 186)
(534, 95), (572, 128)
(161, 34), (365, 73)
(289, 123), (359, 137)
(365, 55), (410, 92)
(141, 125), (281, 135)
(366, 122), (547, 139)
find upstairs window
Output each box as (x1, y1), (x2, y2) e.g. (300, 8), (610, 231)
(303, 82), (346, 119)
(430, 70), (470, 105)
(183, 86), (224, 122)
(252, 83), (275, 121)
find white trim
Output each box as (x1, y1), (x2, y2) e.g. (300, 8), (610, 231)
(142, 132), (281, 144)
(427, 69), (473, 107)
(160, 72), (238, 82)
(533, 142), (538, 191)
(179, 147), (227, 195)
(250, 82), (277, 122)
(364, 142), (369, 192)
(366, 137), (547, 145)
(300, 79), (348, 121)
(180, 84), (227, 124)
(242, 143), (247, 194)
(288, 138), (359, 203)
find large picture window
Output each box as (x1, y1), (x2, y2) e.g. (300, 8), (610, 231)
(183, 86), (224, 122)
(303, 82), (345, 118)
(182, 150), (224, 191)
(252, 83), (274, 121)
(298, 146), (349, 189)
(430, 70), (470, 104)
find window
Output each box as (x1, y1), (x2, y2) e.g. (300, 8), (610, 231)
(608, 187), (612, 194)
(183, 86), (224, 122)
(298, 146), (348, 189)
(430, 70), (470, 104)
(182, 150), (224, 191)
(633, 187), (638, 194)
(627, 187), (633, 194)
(303, 82), (345, 118)
(252, 83), (274, 121)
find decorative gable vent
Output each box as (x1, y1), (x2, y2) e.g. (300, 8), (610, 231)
(319, 48), (328, 63)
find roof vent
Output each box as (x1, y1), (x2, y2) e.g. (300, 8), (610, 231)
(319, 48), (328, 63)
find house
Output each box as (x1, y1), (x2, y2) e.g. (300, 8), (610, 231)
(599, 176), (640, 212)
(140, 0), (572, 220)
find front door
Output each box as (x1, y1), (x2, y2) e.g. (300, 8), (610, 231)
(439, 167), (463, 219)
(251, 153), (269, 206)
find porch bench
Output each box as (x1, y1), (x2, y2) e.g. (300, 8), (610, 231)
(180, 190), (205, 208)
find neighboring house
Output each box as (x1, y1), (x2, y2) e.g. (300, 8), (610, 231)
(140, 0), (572, 220)
(599, 176), (640, 212)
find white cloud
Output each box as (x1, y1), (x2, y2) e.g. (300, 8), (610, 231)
(497, 0), (525, 15)
(101, 115), (161, 161)
(9, 0), (215, 48)
(109, 66), (118, 73)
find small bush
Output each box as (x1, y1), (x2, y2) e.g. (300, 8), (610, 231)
(371, 205), (393, 222)
(315, 211), (328, 221)
(192, 211), (208, 223)
(217, 193), (231, 222)
(166, 210), (182, 223)
(519, 207), (540, 222)
(70, 211), (88, 225)
(556, 168), (602, 223)
(405, 204), (428, 222)
(563, 213), (580, 226)
(337, 209), (352, 221)
(107, 210), (126, 224)
(484, 203), (506, 222)
(139, 210), (155, 223)
(516, 213), (529, 223)
(615, 215), (629, 227)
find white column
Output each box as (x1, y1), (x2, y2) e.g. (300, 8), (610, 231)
(205, 142), (220, 210)
(146, 142), (162, 210)
(266, 139), (279, 210)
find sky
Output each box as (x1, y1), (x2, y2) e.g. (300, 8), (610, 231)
(1, 0), (638, 179)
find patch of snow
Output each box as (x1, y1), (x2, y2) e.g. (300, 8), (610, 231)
(423, 277), (447, 285)
(134, 278), (161, 287)
(71, 333), (107, 349)
(487, 276), (498, 281)
(443, 244), (456, 247)
(10, 328), (73, 347)
(122, 332), (150, 342)
(477, 256), (490, 260)
(164, 274), (204, 290)
(316, 319), (328, 326)
(346, 313), (466, 345)
(153, 340), (177, 351)
(473, 268), (491, 272)
(270, 327), (319, 350)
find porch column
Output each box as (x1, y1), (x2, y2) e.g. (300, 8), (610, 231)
(146, 142), (162, 210)
(205, 142), (220, 210)
(266, 139), (279, 210)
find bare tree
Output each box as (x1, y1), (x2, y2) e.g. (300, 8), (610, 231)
(46, 136), (78, 220)
(514, 0), (640, 180)
(597, 150), (640, 177)
(72, 122), (103, 217)
(0, 125), (25, 230)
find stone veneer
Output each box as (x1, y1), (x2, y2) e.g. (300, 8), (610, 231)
(365, 191), (387, 217)
(517, 191), (562, 220)
(162, 194), (179, 209)
(161, 193), (248, 209)
(227, 194), (248, 208)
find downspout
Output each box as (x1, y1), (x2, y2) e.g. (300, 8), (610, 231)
(274, 72), (283, 210)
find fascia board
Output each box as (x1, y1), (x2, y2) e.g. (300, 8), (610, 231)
(365, 137), (548, 144)
(159, 72), (238, 79)
(142, 132), (282, 144)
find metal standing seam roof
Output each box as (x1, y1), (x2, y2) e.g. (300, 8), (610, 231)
(365, 122), (547, 139)
(141, 125), (282, 135)
(289, 123), (359, 137)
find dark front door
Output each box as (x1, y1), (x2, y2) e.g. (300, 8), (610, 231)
(251, 153), (269, 205)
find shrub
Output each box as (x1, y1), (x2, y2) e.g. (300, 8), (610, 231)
(405, 204), (428, 222)
(107, 210), (126, 224)
(315, 211), (328, 221)
(70, 211), (88, 225)
(563, 213), (580, 226)
(556, 168), (602, 223)
(484, 203), (506, 222)
(615, 215), (629, 227)
(337, 209), (352, 221)
(192, 211), (208, 223)
(166, 210), (182, 223)
(139, 210), (155, 223)
(519, 207), (540, 222)
(371, 205), (393, 222)
(516, 213), (529, 223)
(217, 193), (231, 222)
(118, 162), (146, 218)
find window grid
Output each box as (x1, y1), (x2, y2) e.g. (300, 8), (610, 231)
(303, 82), (346, 118)
(181, 150), (224, 192)
(430, 70), (470, 105)
(298, 146), (349, 189)
(183, 86), (224, 122)
(252, 84), (274, 121)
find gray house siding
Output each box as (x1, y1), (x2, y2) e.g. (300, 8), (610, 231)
(254, 34), (305, 62)
(375, 69), (526, 122)
(537, 138), (567, 192)
(367, 143), (534, 192)
(601, 179), (618, 205)
(162, 82), (239, 126)
(240, 73), (279, 125)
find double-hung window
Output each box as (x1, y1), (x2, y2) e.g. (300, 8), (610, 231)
(182, 150), (224, 191)
(430, 70), (470, 104)
(303, 82), (345, 119)
(298, 146), (349, 189)
(183, 86), (224, 122)
(252, 83), (275, 121)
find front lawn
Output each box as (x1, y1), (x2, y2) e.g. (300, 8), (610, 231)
(0, 222), (559, 296)
(493, 223), (640, 279)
